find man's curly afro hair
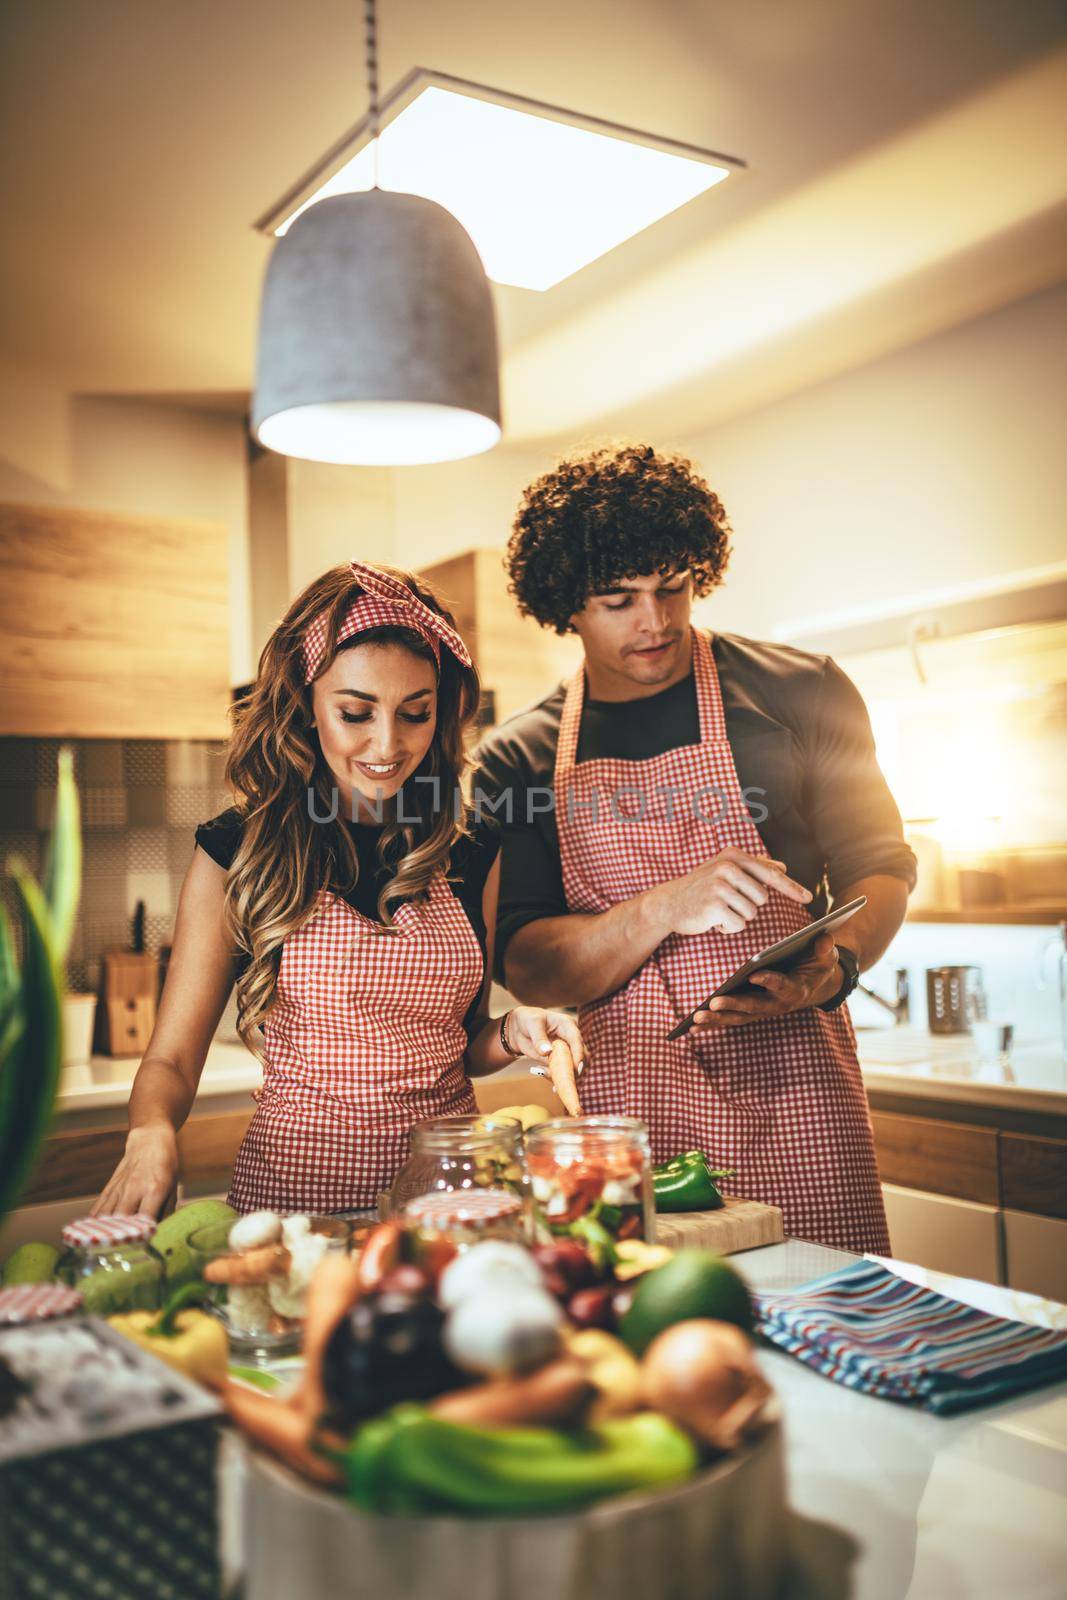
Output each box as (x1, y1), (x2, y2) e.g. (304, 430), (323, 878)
(506, 443), (732, 633)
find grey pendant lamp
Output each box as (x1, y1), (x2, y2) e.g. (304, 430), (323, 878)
(251, 0), (501, 466)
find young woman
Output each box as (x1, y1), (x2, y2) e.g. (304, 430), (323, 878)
(95, 561), (584, 1217)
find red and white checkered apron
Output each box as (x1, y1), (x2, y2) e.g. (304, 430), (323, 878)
(228, 873), (482, 1213)
(555, 628), (889, 1253)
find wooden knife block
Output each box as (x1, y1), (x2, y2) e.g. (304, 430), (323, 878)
(95, 951), (158, 1057)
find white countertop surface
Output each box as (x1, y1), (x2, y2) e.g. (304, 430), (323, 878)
(57, 1024), (1067, 1120)
(216, 1239), (1067, 1600)
(56, 1039), (262, 1113)
(735, 1240), (1067, 1600)
(855, 1024), (1067, 1112)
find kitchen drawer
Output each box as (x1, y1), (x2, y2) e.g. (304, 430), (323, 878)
(881, 1183), (1003, 1284)
(871, 1111), (999, 1205)
(999, 1133), (1067, 1219)
(19, 1110), (252, 1205)
(21, 1125), (128, 1205)
(177, 1110), (253, 1195)
(1003, 1209), (1067, 1301)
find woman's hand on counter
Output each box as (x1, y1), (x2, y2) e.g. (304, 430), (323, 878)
(91, 1124), (180, 1218)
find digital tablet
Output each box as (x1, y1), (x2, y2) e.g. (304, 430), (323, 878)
(666, 895), (867, 1041)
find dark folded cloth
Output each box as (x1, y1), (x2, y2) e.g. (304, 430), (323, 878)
(754, 1260), (1067, 1415)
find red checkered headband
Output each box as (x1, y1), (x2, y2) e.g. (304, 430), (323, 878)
(301, 561), (473, 685)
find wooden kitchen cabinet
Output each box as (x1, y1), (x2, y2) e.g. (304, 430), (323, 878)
(871, 1107), (1067, 1289)
(999, 1133), (1067, 1220)
(0, 501), (230, 737)
(881, 1183), (1004, 1283)
(17, 1108), (252, 1210)
(418, 549), (579, 728)
(871, 1111), (1000, 1205)
(1002, 1209), (1067, 1301)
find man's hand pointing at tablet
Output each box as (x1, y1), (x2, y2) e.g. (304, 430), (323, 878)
(665, 848), (812, 937)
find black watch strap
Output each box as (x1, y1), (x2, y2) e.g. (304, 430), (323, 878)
(818, 943), (860, 1012)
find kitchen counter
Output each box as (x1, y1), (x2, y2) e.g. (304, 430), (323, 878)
(736, 1240), (1067, 1600)
(53, 1037), (541, 1127)
(56, 1040), (262, 1118)
(856, 1025), (1067, 1115)
(219, 1240), (1066, 1600)
(57, 1024), (1067, 1123)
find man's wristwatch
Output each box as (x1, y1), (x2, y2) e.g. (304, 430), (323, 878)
(818, 944), (860, 1012)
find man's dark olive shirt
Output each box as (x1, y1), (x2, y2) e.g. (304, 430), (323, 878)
(474, 631), (916, 978)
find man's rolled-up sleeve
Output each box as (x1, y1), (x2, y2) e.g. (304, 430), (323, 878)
(472, 743), (569, 983)
(804, 659), (917, 898)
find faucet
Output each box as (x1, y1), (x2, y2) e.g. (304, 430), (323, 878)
(857, 968), (910, 1025)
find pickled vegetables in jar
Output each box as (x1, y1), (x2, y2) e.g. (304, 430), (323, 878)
(525, 1117), (656, 1257)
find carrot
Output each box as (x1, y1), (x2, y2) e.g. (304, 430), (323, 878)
(356, 1220), (402, 1293)
(292, 1252), (364, 1424)
(203, 1243), (290, 1285)
(547, 1038), (582, 1116)
(429, 1358), (594, 1428)
(222, 1380), (343, 1486)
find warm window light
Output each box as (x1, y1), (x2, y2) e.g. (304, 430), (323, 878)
(259, 74), (741, 292)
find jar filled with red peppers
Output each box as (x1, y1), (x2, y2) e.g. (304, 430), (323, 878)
(525, 1116), (656, 1253)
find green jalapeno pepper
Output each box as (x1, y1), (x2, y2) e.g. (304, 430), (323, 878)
(342, 1404), (698, 1514)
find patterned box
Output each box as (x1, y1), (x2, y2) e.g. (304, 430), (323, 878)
(0, 1317), (220, 1600)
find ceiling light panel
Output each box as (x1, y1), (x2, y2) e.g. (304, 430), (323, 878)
(272, 82), (738, 292)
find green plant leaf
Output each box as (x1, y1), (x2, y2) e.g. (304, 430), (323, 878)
(0, 901), (20, 1067)
(41, 746), (82, 962)
(0, 870), (64, 1221)
(0, 897), (16, 1001)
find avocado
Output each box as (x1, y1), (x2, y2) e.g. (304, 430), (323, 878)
(2, 1241), (60, 1285)
(152, 1197), (238, 1287)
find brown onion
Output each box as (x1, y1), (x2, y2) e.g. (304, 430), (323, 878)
(641, 1319), (771, 1452)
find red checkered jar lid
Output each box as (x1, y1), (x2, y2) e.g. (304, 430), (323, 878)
(0, 1283), (84, 1324)
(403, 1187), (523, 1225)
(61, 1213), (157, 1248)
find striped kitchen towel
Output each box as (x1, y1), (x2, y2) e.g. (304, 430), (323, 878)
(754, 1259), (1067, 1414)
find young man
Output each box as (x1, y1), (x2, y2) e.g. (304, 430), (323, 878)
(476, 443), (916, 1252)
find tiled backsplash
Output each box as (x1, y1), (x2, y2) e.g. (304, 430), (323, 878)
(0, 737), (231, 993)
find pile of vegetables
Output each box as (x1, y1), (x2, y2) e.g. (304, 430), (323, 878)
(222, 1221), (772, 1517)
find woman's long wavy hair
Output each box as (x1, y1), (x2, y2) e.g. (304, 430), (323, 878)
(223, 563), (482, 1053)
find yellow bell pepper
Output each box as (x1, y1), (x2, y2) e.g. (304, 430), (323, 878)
(109, 1282), (229, 1387)
(613, 1239), (674, 1281)
(563, 1328), (644, 1421)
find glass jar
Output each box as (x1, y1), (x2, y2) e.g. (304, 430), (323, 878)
(57, 1214), (164, 1315)
(187, 1212), (350, 1360)
(525, 1116), (656, 1245)
(388, 1114), (531, 1229)
(402, 1187), (527, 1262)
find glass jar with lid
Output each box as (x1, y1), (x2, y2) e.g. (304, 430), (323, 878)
(388, 1113), (531, 1230)
(402, 1187), (527, 1261)
(57, 1214), (164, 1315)
(0, 1283), (84, 1327)
(525, 1116), (656, 1245)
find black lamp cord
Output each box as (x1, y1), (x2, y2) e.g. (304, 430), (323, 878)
(364, 0), (381, 188)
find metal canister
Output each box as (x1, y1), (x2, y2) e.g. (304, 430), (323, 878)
(926, 966), (987, 1034)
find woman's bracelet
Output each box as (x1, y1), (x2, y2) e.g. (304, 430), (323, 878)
(498, 1010), (522, 1058)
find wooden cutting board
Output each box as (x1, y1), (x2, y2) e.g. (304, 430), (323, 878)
(655, 1195), (784, 1254)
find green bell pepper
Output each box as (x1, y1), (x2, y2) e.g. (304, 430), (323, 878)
(343, 1404), (698, 1515)
(652, 1150), (733, 1213)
